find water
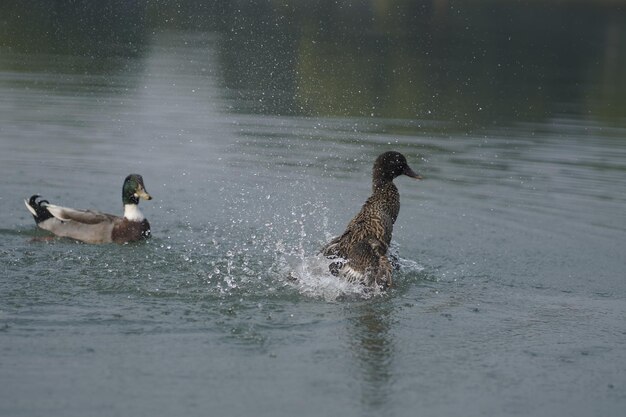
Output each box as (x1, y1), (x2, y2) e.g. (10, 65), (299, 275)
(1, 3), (626, 416)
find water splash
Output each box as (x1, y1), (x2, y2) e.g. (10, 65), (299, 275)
(260, 201), (379, 300)
(280, 252), (378, 301)
(389, 243), (426, 275)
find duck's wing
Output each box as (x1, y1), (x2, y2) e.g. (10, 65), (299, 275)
(45, 204), (118, 225)
(321, 233), (345, 257)
(36, 204), (118, 243)
(327, 214), (390, 253)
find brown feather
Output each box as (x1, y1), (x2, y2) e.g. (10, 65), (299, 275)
(111, 219), (151, 243)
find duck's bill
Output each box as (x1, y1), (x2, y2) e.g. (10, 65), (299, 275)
(136, 189), (153, 200)
(404, 166), (423, 180)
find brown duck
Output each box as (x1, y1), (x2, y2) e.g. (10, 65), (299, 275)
(321, 151), (421, 288)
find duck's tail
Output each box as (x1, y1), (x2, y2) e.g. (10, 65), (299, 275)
(24, 195), (54, 224)
(325, 238), (392, 289)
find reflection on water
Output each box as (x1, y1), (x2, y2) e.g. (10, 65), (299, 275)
(1, 0), (624, 124)
(220, 1), (626, 123)
(346, 302), (396, 412)
(0, 0), (148, 57)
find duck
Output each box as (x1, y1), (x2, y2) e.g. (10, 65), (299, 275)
(321, 151), (422, 289)
(24, 174), (152, 244)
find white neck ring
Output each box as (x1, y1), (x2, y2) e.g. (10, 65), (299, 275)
(124, 204), (145, 221)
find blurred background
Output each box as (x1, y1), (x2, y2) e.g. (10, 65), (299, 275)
(2, 0), (625, 124)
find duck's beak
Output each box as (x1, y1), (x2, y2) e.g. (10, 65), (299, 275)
(404, 165), (423, 180)
(135, 188), (152, 200)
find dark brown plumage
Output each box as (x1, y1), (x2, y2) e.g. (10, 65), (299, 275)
(322, 151), (421, 288)
(111, 218), (151, 243)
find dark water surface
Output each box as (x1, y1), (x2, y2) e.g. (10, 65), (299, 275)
(1, 2), (626, 417)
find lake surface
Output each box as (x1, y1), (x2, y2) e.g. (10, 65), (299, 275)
(1, 2), (626, 416)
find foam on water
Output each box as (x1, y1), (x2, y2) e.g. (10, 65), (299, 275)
(282, 253), (376, 301)
(272, 241), (425, 301)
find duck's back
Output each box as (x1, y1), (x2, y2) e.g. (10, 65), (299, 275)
(323, 182), (399, 258)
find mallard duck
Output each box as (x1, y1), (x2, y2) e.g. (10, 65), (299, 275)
(24, 174), (152, 244)
(321, 151), (421, 289)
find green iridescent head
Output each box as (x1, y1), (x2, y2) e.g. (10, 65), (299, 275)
(122, 174), (152, 205)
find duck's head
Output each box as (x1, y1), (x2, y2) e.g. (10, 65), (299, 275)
(373, 151), (422, 184)
(122, 174), (152, 205)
